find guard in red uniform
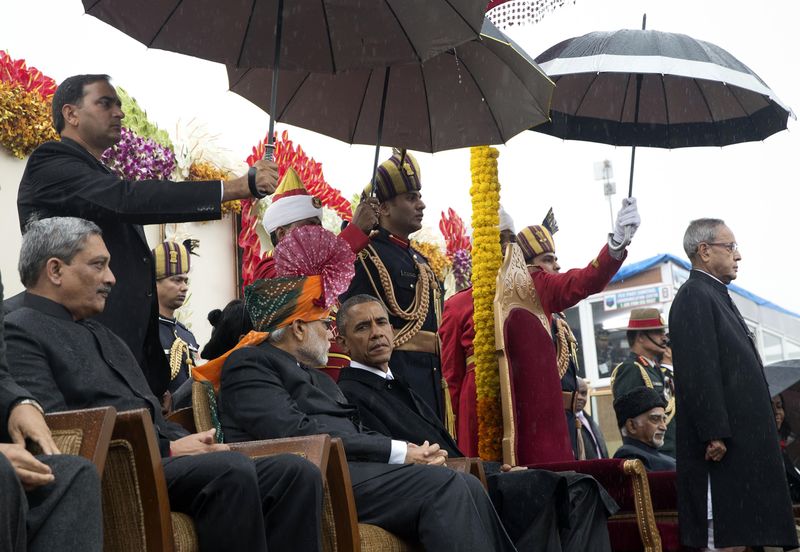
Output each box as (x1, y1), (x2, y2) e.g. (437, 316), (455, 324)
(516, 199), (640, 459)
(440, 207), (516, 456)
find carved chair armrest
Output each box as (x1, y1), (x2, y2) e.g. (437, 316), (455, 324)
(33, 406), (116, 475)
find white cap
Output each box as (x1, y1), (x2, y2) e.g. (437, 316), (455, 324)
(499, 206), (515, 232)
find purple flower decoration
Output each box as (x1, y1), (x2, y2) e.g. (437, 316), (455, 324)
(453, 248), (472, 290)
(102, 127), (176, 181)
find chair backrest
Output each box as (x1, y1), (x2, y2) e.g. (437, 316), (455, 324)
(102, 409), (174, 552)
(39, 406), (116, 475)
(494, 243), (573, 465)
(191, 381), (223, 441)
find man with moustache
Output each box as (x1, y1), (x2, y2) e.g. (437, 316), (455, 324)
(612, 387), (675, 471)
(17, 74), (279, 398)
(611, 308), (676, 458)
(340, 149), (448, 425)
(669, 218), (796, 551)
(4, 217), (324, 552)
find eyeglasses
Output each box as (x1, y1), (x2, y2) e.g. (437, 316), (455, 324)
(300, 317), (334, 330)
(704, 242), (738, 253)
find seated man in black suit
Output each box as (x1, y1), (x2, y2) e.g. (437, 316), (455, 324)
(612, 387), (676, 472)
(218, 225), (517, 551)
(336, 294), (618, 552)
(4, 217), (323, 552)
(0, 271), (102, 552)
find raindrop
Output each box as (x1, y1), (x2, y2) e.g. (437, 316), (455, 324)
(453, 47), (462, 85)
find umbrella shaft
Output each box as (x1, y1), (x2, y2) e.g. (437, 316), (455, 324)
(628, 145), (636, 197)
(370, 67), (392, 194)
(265, 0), (285, 161)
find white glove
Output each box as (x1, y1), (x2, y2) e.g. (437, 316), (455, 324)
(612, 197), (640, 245)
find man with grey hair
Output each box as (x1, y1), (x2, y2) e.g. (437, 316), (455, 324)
(4, 217), (324, 552)
(612, 387), (675, 471)
(669, 218), (796, 551)
(0, 270), (102, 552)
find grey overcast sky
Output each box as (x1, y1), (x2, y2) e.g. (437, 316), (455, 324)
(3, 0), (799, 312)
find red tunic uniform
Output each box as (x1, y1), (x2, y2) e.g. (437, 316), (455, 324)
(439, 287), (478, 456)
(440, 244), (624, 459)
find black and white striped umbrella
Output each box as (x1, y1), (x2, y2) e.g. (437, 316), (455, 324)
(532, 29), (794, 149)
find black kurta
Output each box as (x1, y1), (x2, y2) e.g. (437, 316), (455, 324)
(17, 138), (222, 396)
(669, 270), (797, 548)
(340, 227), (444, 420)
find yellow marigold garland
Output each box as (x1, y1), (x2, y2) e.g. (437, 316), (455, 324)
(189, 160), (241, 215)
(0, 82), (58, 158)
(411, 240), (451, 282)
(470, 145), (503, 461)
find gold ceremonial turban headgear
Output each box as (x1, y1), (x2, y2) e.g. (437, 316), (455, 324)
(364, 148), (422, 202)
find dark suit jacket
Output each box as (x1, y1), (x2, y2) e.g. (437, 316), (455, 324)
(340, 227), (445, 419)
(4, 293), (187, 456)
(17, 138), (221, 396)
(338, 366), (462, 457)
(0, 275), (35, 442)
(219, 342), (407, 485)
(578, 411), (609, 459)
(612, 437), (676, 472)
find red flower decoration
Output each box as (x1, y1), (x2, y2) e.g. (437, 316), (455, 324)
(0, 51), (57, 99)
(439, 208), (472, 258)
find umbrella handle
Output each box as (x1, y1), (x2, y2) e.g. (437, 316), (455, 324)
(609, 226), (632, 252)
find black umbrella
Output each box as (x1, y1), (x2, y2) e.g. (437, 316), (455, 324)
(533, 17), (793, 245)
(83, 0), (488, 161)
(228, 18), (554, 183)
(767, 360), (800, 463)
(766, 360), (800, 398)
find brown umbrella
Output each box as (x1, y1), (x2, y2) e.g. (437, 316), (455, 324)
(228, 19), (554, 181)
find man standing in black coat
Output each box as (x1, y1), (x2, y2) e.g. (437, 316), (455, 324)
(335, 294), (618, 552)
(16, 73), (279, 398)
(670, 218), (797, 551)
(612, 387), (676, 472)
(4, 217), (323, 552)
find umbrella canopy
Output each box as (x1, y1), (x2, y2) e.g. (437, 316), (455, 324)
(767, 360), (800, 399)
(227, 19), (554, 153)
(533, 29), (793, 148)
(82, 0), (488, 72)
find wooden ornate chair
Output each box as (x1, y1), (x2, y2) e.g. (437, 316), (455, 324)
(30, 406), (117, 474)
(103, 408), (340, 552)
(494, 243), (665, 552)
(189, 380), (420, 552)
